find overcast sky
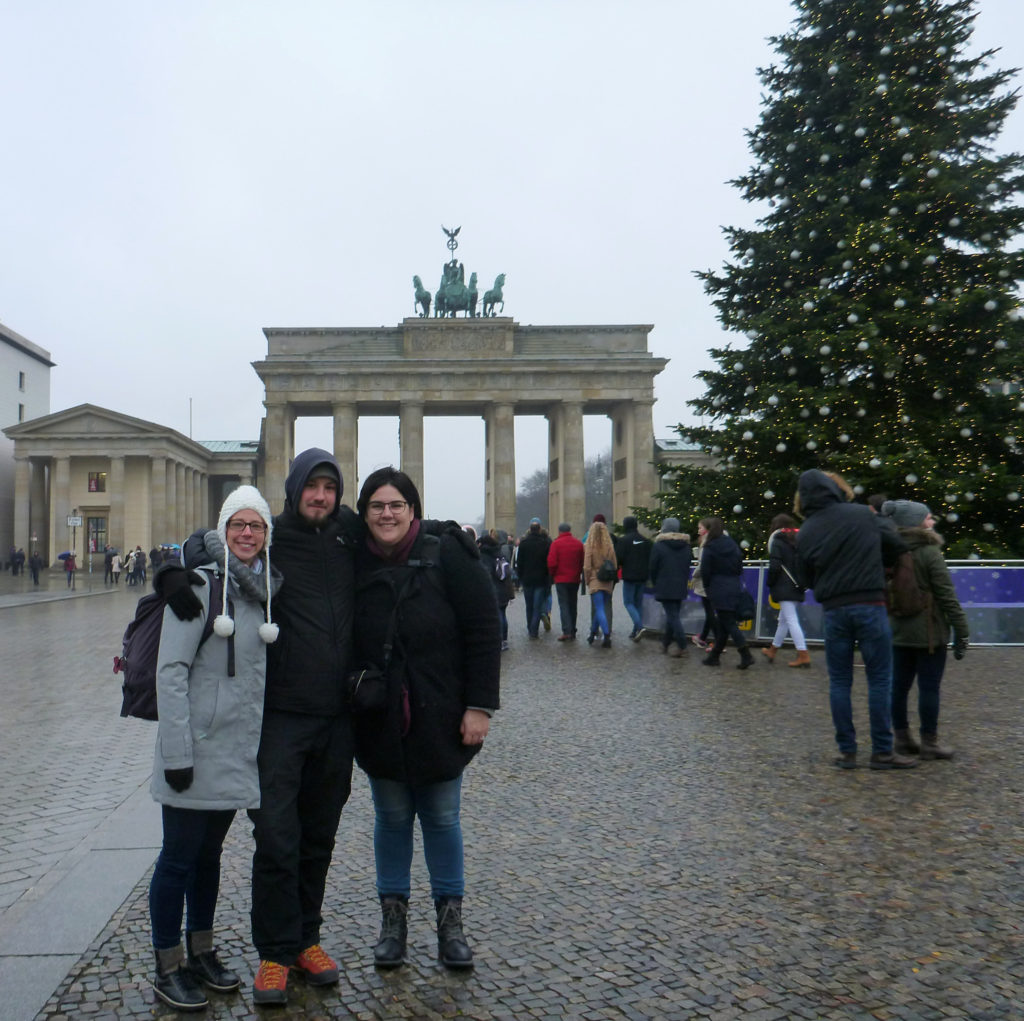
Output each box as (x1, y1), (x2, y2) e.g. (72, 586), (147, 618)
(3, 0), (1022, 522)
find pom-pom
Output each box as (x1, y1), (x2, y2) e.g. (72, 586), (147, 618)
(259, 622), (280, 644)
(213, 615), (235, 638)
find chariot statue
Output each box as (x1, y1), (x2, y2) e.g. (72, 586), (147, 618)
(410, 226), (504, 319)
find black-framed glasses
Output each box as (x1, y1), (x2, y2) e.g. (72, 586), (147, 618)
(227, 520), (267, 534)
(367, 500), (409, 516)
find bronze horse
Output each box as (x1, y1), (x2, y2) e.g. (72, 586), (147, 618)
(482, 273), (506, 317)
(413, 275), (431, 317)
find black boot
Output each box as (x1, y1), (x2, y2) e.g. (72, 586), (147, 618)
(153, 945), (208, 1012)
(374, 895), (408, 968)
(186, 930), (239, 992)
(737, 646), (755, 670)
(702, 651), (721, 667)
(435, 896), (474, 969)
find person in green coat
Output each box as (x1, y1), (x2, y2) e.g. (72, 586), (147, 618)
(880, 500), (969, 761)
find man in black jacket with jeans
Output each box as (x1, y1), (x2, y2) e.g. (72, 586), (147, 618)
(795, 469), (915, 772)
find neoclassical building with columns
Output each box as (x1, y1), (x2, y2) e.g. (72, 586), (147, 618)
(4, 316), (668, 562)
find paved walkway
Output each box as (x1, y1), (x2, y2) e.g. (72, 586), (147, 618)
(2, 575), (1023, 1020)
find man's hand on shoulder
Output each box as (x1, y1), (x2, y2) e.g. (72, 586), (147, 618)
(154, 565), (205, 621)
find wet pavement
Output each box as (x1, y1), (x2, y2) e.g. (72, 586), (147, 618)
(2, 572), (1023, 1020)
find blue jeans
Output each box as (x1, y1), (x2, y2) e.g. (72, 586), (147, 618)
(149, 805), (235, 949)
(369, 775), (464, 899)
(658, 599), (688, 649)
(589, 591), (610, 637)
(823, 603), (894, 755)
(523, 584), (546, 637)
(622, 581), (645, 633)
(892, 645), (947, 734)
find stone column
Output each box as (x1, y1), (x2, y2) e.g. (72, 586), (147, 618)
(546, 404), (564, 529)
(151, 457), (167, 546)
(53, 456), (71, 563)
(631, 399), (658, 515)
(484, 403), (516, 534)
(29, 458), (49, 561)
(176, 463), (187, 541)
(13, 457), (30, 553)
(191, 469), (201, 532)
(108, 456), (126, 553)
(399, 402), (425, 505)
(561, 401), (586, 532)
(263, 403), (293, 515)
(332, 403), (358, 502)
(199, 471), (209, 528)
(165, 460), (178, 544)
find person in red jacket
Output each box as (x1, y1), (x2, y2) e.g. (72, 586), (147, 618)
(547, 522), (585, 641)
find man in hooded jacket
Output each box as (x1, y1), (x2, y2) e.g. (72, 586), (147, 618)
(795, 469), (915, 771)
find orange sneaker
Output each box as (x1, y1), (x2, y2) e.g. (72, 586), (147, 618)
(295, 944), (339, 986)
(252, 960), (289, 1005)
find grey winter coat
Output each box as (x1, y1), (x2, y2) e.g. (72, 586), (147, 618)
(151, 561), (282, 811)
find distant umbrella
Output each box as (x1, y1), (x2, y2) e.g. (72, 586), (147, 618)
(57, 551), (73, 560)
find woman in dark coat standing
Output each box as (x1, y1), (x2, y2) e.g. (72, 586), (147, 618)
(648, 517), (692, 656)
(699, 516), (755, 669)
(352, 467), (500, 972)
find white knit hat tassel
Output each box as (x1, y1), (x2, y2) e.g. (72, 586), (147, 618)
(259, 544), (279, 644)
(213, 542), (235, 637)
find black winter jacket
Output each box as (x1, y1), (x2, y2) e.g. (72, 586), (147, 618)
(700, 533), (745, 612)
(615, 528), (654, 583)
(766, 529), (805, 604)
(648, 533), (692, 600)
(516, 529), (552, 586)
(352, 530), (501, 785)
(795, 469), (906, 610)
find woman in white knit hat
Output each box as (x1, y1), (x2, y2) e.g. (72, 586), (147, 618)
(148, 485), (282, 1012)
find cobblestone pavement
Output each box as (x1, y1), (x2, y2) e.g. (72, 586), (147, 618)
(4, 579), (1024, 1020)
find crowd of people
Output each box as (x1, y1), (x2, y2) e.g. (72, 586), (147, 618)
(121, 455), (968, 1010)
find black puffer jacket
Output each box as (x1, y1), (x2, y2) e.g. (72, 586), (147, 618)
(766, 529), (805, 604)
(795, 469), (905, 610)
(700, 533), (745, 612)
(516, 528), (552, 586)
(648, 532), (692, 600)
(352, 530), (501, 785)
(615, 525), (654, 583)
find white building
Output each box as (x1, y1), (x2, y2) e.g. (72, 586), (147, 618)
(0, 321), (53, 558)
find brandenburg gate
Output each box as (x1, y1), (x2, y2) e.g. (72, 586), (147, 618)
(254, 317), (666, 533)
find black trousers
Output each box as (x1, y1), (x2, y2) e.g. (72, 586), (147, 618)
(249, 709), (353, 964)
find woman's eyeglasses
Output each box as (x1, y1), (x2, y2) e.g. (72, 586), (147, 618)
(227, 520), (267, 534)
(367, 500), (409, 516)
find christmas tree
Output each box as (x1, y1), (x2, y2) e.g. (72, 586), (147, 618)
(657, 0), (1024, 558)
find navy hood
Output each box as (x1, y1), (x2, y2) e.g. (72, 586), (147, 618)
(797, 469), (844, 517)
(284, 447), (344, 517)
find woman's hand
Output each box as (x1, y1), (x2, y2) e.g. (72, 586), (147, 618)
(460, 709), (490, 746)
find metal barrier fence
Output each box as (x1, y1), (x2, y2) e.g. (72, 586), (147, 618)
(640, 561), (1024, 647)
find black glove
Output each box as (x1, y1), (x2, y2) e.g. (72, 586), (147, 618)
(953, 638), (968, 660)
(164, 767), (194, 792)
(154, 566), (205, 621)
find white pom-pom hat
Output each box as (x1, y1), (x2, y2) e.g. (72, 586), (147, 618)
(214, 485), (278, 643)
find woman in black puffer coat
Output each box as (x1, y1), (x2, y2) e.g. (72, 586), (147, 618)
(699, 516), (755, 669)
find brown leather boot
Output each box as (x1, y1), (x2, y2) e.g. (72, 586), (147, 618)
(761, 645), (778, 663)
(788, 650), (811, 668)
(919, 733), (954, 760)
(894, 728), (920, 755)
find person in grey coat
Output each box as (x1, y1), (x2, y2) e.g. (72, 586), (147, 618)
(648, 518), (692, 656)
(148, 486), (283, 1012)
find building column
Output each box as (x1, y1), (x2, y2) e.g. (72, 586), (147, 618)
(611, 400), (658, 522)
(191, 469), (201, 531)
(52, 456), (71, 564)
(29, 458), (49, 561)
(165, 460), (178, 544)
(561, 401), (586, 532)
(108, 455), (126, 553)
(151, 457), (167, 545)
(13, 457), (30, 554)
(263, 403), (294, 515)
(484, 403), (516, 535)
(332, 402), (358, 503)
(176, 463), (187, 541)
(199, 471), (209, 528)
(399, 402), (425, 507)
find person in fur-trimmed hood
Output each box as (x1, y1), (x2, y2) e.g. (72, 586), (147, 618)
(879, 500), (969, 761)
(648, 518), (692, 656)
